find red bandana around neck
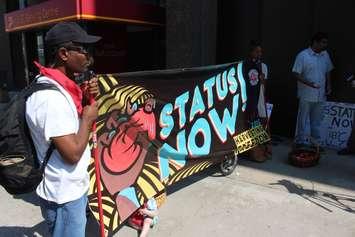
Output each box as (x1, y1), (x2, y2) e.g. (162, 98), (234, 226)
(34, 61), (83, 116)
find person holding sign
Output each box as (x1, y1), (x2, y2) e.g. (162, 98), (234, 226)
(243, 40), (263, 122)
(338, 129), (355, 155)
(242, 40), (270, 161)
(338, 65), (355, 155)
(26, 22), (100, 237)
(292, 32), (334, 148)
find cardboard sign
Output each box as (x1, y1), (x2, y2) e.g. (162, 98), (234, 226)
(320, 102), (355, 149)
(296, 101), (355, 149)
(233, 125), (270, 154)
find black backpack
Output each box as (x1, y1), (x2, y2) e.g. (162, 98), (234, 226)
(0, 82), (57, 195)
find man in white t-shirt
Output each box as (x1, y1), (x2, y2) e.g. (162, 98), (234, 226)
(292, 32), (334, 147)
(25, 22), (100, 237)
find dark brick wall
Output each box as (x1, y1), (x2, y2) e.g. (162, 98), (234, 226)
(166, 0), (217, 68)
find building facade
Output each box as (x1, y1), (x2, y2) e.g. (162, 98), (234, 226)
(167, 0), (355, 136)
(1, 0), (165, 91)
(2, 0), (354, 136)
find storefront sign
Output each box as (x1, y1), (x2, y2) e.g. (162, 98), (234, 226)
(4, 0), (76, 32)
(87, 62), (266, 233)
(4, 0), (164, 32)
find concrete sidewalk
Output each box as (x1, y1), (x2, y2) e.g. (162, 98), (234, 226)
(1, 138), (355, 237)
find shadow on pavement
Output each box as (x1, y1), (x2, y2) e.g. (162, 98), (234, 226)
(0, 216), (117, 237)
(166, 135), (355, 198)
(166, 165), (221, 195)
(270, 179), (355, 213)
(0, 221), (49, 237)
(238, 136), (355, 192)
(86, 212), (136, 237)
(12, 191), (40, 206)
(0, 214), (119, 237)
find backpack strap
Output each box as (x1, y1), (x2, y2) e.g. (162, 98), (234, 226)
(25, 81), (59, 170)
(41, 142), (55, 172)
(41, 142), (55, 198)
(25, 82), (59, 100)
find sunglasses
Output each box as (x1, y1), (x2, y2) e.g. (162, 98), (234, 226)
(65, 44), (89, 55)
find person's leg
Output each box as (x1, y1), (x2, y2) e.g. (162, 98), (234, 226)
(61, 194), (88, 237)
(309, 101), (324, 145)
(39, 194), (87, 237)
(139, 218), (153, 237)
(39, 197), (62, 236)
(295, 99), (311, 145)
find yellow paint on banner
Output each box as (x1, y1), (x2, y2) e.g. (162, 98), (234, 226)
(107, 75), (119, 86)
(137, 176), (157, 198)
(233, 125), (270, 154)
(98, 76), (111, 92)
(142, 169), (165, 191)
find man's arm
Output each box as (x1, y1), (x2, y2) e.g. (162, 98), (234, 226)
(292, 53), (319, 88)
(293, 72), (320, 88)
(53, 78), (99, 165)
(259, 72), (266, 85)
(52, 103), (98, 165)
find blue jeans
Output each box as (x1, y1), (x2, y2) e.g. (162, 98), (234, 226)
(295, 99), (324, 144)
(39, 194), (88, 237)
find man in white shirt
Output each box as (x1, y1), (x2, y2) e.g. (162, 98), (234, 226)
(292, 32), (334, 147)
(25, 22), (100, 237)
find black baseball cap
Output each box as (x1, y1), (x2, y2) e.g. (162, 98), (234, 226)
(45, 22), (101, 46)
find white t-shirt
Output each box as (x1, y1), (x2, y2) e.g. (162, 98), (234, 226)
(292, 48), (334, 102)
(261, 63), (268, 80)
(258, 63), (268, 117)
(25, 76), (91, 204)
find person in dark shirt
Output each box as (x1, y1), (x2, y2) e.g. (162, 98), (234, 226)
(243, 40), (263, 124)
(242, 40), (271, 162)
(338, 61), (355, 155)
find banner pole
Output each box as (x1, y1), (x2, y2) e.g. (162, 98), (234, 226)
(90, 96), (105, 237)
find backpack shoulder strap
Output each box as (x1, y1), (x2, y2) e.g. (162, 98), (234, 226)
(41, 142), (55, 171)
(24, 82), (58, 99)
(25, 80), (58, 169)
